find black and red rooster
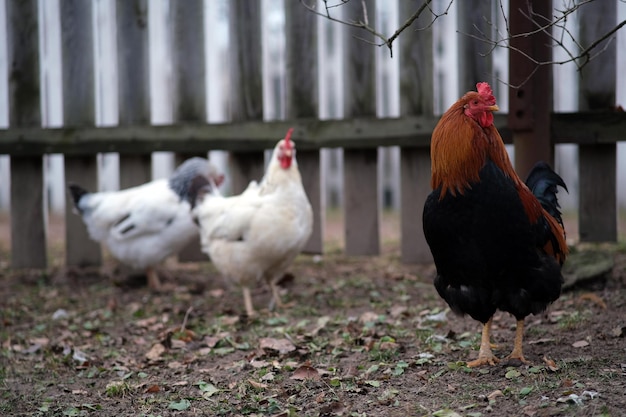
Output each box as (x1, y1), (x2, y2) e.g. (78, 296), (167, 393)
(423, 82), (568, 367)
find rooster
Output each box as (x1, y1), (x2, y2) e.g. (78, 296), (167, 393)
(422, 82), (568, 367)
(69, 157), (223, 291)
(190, 129), (313, 317)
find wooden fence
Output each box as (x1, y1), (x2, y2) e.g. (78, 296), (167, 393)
(2, 0), (626, 271)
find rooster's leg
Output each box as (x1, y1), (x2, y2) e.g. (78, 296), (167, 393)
(242, 286), (256, 317)
(504, 319), (529, 364)
(146, 267), (162, 291)
(466, 318), (500, 367)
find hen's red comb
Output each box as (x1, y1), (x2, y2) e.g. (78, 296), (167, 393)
(284, 128), (294, 146)
(476, 82), (496, 105)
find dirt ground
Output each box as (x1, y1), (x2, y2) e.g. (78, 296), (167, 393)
(1, 212), (625, 417)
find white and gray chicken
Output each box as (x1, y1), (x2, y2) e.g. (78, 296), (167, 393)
(190, 129), (313, 316)
(68, 157), (223, 290)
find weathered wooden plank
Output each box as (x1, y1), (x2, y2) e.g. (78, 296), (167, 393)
(4, 112), (626, 155)
(456, 0), (494, 93)
(578, 144), (616, 242)
(117, 0), (151, 188)
(508, 0), (554, 175)
(61, 0), (101, 267)
(342, 0), (379, 256)
(228, 0), (265, 193)
(170, 1), (208, 262)
(6, 0), (47, 268)
(578, 0), (617, 243)
(285, 0), (322, 254)
(398, 0), (434, 264)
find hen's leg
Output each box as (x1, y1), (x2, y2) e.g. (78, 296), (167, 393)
(242, 286), (256, 317)
(269, 281), (285, 310)
(146, 267), (162, 291)
(504, 319), (529, 364)
(467, 317), (500, 367)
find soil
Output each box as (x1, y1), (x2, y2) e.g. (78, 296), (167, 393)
(1, 212), (625, 417)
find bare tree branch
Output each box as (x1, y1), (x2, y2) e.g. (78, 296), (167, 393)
(298, 0), (445, 57)
(302, 0), (625, 79)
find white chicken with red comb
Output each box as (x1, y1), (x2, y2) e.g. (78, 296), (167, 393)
(190, 129), (313, 317)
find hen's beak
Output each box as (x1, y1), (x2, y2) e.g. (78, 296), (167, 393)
(487, 105), (499, 112)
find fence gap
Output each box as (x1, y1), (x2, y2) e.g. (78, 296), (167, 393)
(578, 0), (617, 242)
(398, 0), (434, 264)
(117, 0), (151, 188)
(284, 0), (322, 254)
(61, 0), (101, 267)
(170, 0), (208, 262)
(342, 0), (380, 256)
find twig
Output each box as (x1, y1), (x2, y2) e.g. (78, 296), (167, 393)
(180, 306), (193, 333)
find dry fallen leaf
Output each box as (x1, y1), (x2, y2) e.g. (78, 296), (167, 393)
(259, 337), (296, 355)
(572, 340), (590, 348)
(145, 385), (160, 393)
(290, 365), (321, 381)
(543, 356), (559, 371)
(145, 343), (166, 361)
(248, 379), (268, 389)
(359, 311), (379, 324)
(487, 389), (504, 400)
(578, 293), (607, 309)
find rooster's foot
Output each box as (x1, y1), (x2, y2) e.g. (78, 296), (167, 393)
(466, 354), (500, 368)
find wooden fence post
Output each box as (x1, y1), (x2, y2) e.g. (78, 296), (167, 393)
(228, 0), (265, 194)
(399, 0), (434, 264)
(284, 0), (323, 254)
(170, 0), (209, 261)
(117, 0), (151, 188)
(578, 0), (617, 242)
(6, 0), (47, 269)
(61, 0), (102, 267)
(508, 0), (554, 177)
(342, 0), (379, 256)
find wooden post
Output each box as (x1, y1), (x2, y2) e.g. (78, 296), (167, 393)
(284, 0), (322, 254)
(117, 0), (151, 188)
(6, 0), (47, 269)
(170, 0), (208, 261)
(228, 0), (265, 194)
(508, 0), (553, 176)
(456, 0), (494, 93)
(61, 0), (102, 267)
(342, 0), (379, 256)
(578, 0), (617, 242)
(398, 0), (434, 264)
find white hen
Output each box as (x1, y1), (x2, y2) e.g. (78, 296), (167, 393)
(68, 157), (223, 290)
(191, 129), (313, 316)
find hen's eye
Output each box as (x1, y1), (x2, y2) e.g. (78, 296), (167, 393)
(472, 100), (479, 105)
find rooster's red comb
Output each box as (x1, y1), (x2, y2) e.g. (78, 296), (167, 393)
(284, 128), (294, 146)
(476, 82), (496, 105)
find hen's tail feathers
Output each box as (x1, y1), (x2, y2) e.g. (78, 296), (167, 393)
(68, 184), (89, 214)
(187, 175), (214, 209)
(525, 162), (568, 228)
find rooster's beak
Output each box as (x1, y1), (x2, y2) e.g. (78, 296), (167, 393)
(488, 105), (499, 112)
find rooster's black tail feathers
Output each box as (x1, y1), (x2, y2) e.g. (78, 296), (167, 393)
(525, 161), (568, 228)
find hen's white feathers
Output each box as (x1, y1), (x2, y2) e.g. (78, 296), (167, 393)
(70, 157), (220, 272)
(192, 133), (313, 314)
